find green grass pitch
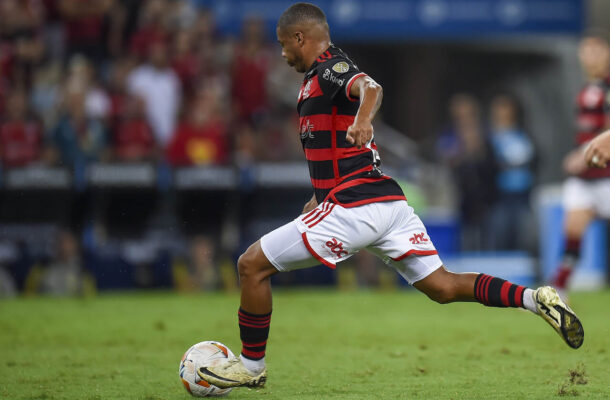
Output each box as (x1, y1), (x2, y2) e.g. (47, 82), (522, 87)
(1, 289), (609, 399)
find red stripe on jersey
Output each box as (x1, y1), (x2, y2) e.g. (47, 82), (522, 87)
(500, 281), (512, 307)
(345, 73), (367, 102)
(327, 175), (392, 198)
(301, 232), (336, 269)
(311, 177), (336, 189)
(304, 146), (371, 161)
(310, 165), (374, 190)
(300, 114), (356, 132)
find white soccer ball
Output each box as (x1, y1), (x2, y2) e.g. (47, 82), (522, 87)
(179, 341), (235, 397)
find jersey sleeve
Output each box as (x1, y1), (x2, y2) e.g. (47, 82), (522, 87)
(317, 58), (367, 102)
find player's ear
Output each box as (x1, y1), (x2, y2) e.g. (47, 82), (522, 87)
(295, 31), (304, 46)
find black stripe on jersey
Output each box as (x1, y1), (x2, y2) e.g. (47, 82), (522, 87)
(303, 131), (376, 150)
(298, 96), (357, 117)
(335, 132), (361, 148)
(338, 153), (374, 176)
(308, 160), (335, 180)
(303, 131), (332, 149)
(314, 188), (331, 203)
(334, 179), (404, 204)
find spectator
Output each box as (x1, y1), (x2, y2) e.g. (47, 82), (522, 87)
(112, 95), (157, 162)
(128, 0), (168, 61)
(436, 93), (497, 250)
(24, 230), (95, 296)
(166, 83), (229, 166)
(173, 235), (220, 292)
(127, 40), (181, 146)
(171, 29), (199, 98)
(107, 57), (134, 130)
(58, 0), (115, 64)
(231, 16), (272, 124)
(487, 94), (537, 250)
(52, 89), (107, 167)
(0, 0), (45, 89)
(64, 55), (111, 121)
(0, 88), (44, 168)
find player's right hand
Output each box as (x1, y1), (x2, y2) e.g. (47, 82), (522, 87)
(584, 130), (610, 168)
(302, 195), (318, 214)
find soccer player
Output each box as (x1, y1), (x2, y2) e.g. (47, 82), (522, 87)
(553, 34), (610, 295)
(198, 3), (584, 389)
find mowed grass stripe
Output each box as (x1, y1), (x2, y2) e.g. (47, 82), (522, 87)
(0, 290), (609, 399)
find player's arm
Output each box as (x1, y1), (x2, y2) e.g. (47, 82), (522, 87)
(584, 129), (610, 167)
(302, 193), (318, 214)
(346, 76), (383, 149)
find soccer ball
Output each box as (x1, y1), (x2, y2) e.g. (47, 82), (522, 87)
(179, 341), (235, 397)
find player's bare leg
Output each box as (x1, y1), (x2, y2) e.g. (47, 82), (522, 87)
(553, 208), (595, 296)
(414, 266), (584, 349)
(198, 241), (276, 388)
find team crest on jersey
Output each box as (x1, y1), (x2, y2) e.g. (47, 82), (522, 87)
(299, 79), (313, 100)
(300, 119), (314, 139)
(332, 61), (349, 73)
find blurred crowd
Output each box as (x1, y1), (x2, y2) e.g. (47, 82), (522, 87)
(0, 0), (303, 171)
(436, 92), (537, 252)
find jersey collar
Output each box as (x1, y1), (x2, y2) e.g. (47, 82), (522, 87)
(304, 44), (340, 81)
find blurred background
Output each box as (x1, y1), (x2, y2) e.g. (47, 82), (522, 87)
(0, 0), (608, 297)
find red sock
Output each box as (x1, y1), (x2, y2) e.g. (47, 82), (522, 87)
(553, 266), (573, 289)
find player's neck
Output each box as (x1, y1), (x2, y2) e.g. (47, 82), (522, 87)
(305, 40), (331, 70)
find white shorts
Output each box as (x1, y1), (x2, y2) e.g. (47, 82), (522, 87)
(260, 200), (443, 285)
(563, 177), (610, 218)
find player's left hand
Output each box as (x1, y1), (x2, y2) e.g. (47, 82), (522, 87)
(346, 119), (373, 149)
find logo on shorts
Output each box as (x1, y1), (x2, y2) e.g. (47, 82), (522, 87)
(409, 232), (429, 245)
(326, 238), (348, 258)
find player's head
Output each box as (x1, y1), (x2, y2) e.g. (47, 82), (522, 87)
(276, 3), (330, 73)
(579, 33), (610, 79)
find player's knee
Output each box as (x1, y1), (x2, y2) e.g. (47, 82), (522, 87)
(237, 245), (273, 283)
(237, 252), (256, 282)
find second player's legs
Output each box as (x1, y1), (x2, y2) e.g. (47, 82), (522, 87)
(554, 208), (595, 290)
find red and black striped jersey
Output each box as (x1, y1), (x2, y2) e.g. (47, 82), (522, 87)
(575, 76), (610, 179)
(297, 45), (405, 207)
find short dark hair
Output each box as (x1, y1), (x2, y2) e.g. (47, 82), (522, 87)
(277, 2), (328, 30)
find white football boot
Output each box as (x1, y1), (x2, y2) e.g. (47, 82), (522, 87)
(197, 357), (267, 388)
(534, 286), (584, 349)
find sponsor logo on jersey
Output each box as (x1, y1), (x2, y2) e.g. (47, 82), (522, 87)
(300, 119), (314, 139)
(409, 232), (429, 245)
(332, 61), (349, 73)
(326, 238), (348, 258)
(322, 69), (345, 86)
